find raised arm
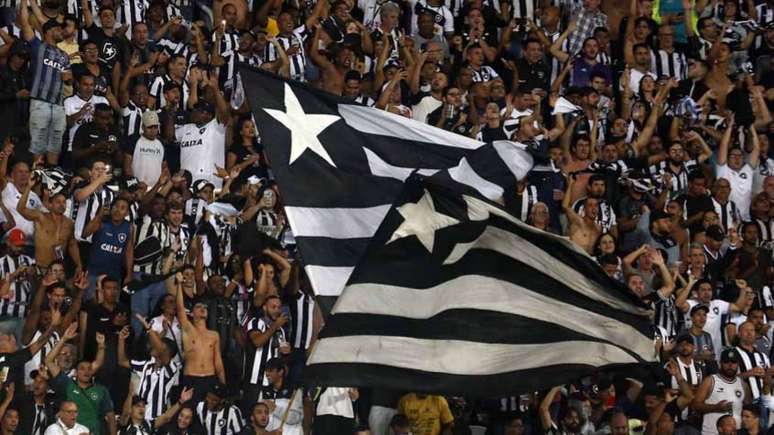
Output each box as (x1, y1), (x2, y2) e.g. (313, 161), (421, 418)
(117, 326), (131, 369)
(154, 387), (193, 428)
(548, 21), (576, 63)
(81, 0), (94, 29)
(748, 127), (761, 169)
(717, 117), (735, 166)
(46, 323), (78, 379)
(19, 0), (34, 42)
(539, 386), (561, 430)
(175, 275), (193, 332)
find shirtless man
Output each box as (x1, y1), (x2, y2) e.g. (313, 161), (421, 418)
(176, 272), (225, 404)
(309, 26), (354, 95)
(563, 174), (601, 254)
(17, 177), (82, 271)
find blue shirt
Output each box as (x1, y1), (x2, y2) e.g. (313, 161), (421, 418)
(29, 37), (70, 105)
(570, 56), (611, 88)
(88, 218), (131, 278)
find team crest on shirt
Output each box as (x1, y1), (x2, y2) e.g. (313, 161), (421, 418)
(118, 233), (127, 243)
(736, 390), (742, 398)
(199, 128), (207, 134)
(740, 173), (748, 179)
(103, 43), (117, 62)
(218, 419), (226, 427)
(713, 307), (719, 314)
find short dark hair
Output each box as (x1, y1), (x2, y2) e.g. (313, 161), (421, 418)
(101, 276), (119, 288)
(522, 37), (541, 48)
(94, 103), (112, 113)
(743, 403), (760, 417)
(688, 170), (705, 182)
(390, 414), (409, 428)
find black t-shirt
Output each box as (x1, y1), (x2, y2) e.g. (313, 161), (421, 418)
(83, 300), (130, 360)
(515, 58), (550, 92)
(228, 142), (269, 182)
(71, 63), (110, 96)
(71, 122), (121, 170)
(86, 23), (124, 71)
(426, 106), (473, 137)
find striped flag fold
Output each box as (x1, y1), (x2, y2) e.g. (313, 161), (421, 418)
(240, 66), (534, 300)
(305, 175), (656, 396)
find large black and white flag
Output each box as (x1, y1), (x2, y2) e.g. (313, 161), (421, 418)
(304, 175), (656, 395)
(240, 66), (533, 299)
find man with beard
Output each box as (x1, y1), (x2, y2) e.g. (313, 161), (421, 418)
(669, 333), (705, 429)
(309, 27), (354, 94)
(173, 76), (230, 188)
(412, 71), (447, 123)
(20, 8), (72, 167)
(693, 349), (750, 435)
(17, 176), (81, 271)
(240, 402), (272, 435)
(649, 141), (710, 199)
(243, 296), (289, 415)
(540, 386), (582, 435)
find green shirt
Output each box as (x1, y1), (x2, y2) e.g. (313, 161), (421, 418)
(51, 372), (113, 435)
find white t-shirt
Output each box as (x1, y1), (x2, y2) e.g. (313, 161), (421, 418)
(131, 135), (165, 187)
(1, 183), (43, 237)
(717, 163), (754, 221)
(316, 387), (355, 418)
(175, 119), (226, 188)
(44, 419), (91, 435)
(625, 69), (657, 94)
(63, 94), (109, 150)
(412, 95), (443, 124)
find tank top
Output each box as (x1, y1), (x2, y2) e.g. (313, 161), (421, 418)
(88, 218), (131, 278)
(701, 374), (744, 435)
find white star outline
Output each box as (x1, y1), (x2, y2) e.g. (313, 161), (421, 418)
(387, 189), (460, 253)
(262, 83), (341, 167)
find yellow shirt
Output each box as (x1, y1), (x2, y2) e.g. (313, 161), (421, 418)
(397, 394), (454, 435)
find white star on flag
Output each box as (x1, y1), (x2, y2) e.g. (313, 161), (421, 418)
(388, 190), (460, 253)
(263, 83), (341, 167)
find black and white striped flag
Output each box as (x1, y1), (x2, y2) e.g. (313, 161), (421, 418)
(304, 175), (656, 395)
(240, 66), (533, 301)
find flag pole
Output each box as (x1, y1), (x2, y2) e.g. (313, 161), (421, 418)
(278, 388), (299, 432)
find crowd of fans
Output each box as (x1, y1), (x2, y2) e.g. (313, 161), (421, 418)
(0, 0), (772, 430)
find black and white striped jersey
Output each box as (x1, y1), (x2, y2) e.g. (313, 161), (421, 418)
(130, 358), (180, 421)
(651, 48), (688, 81)
(571, 197), (618, 233)
(195, 401), (243, 435)
(121, 101), (146, 138)
(133, 216), (170, 275)
(149, 74), (190, 112)
(73, 186), (116, 243)
(266, 27), (309, 83)
(0, 254), (35, 318)
(288, 292), (315, 351)
(711, 197), (740, 233)
(244, 317), (286, 386)
(735, 345), (770, 399)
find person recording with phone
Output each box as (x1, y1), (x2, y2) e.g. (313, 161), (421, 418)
(427, 87), (473, 136)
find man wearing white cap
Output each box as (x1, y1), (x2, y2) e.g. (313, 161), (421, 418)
(122, 111), (166, 187)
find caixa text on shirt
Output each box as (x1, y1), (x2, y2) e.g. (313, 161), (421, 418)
(43, 57), (67, 71)
(179, 138), (204, 148)
(100, 242), (124, 254)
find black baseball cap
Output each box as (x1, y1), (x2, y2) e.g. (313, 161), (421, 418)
(721, 348), (739, 364)
(193, 100), (215, 114)
(690, 304), (709, 316)
(675, 333), (694, 346)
